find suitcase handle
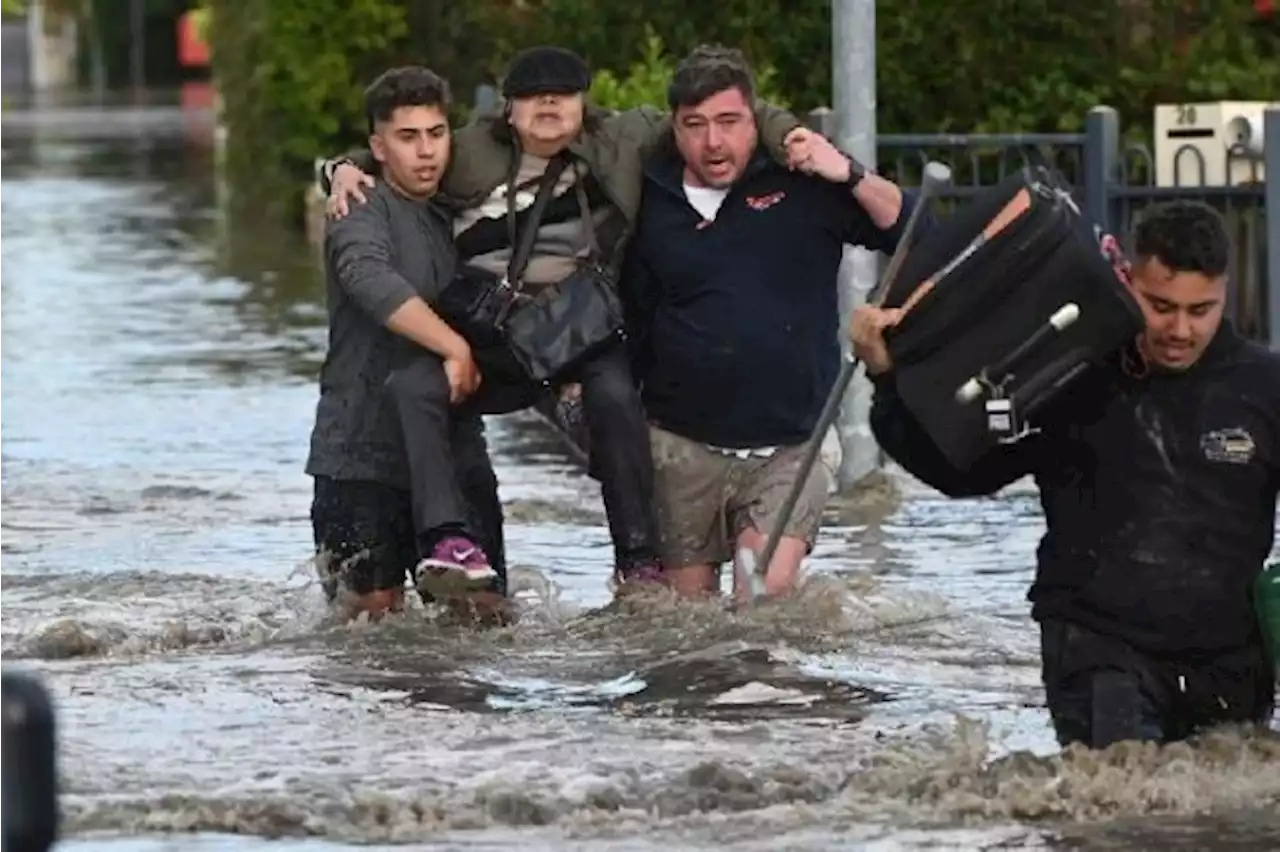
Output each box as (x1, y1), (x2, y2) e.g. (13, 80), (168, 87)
(956, 302), (1080, 403)
(954, 302), (1081, 444)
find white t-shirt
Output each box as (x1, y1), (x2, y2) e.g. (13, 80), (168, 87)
(683, 183), (729, 221)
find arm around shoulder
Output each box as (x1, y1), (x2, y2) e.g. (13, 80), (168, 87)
(602, 101), (801, 162)
(602, 105), (672, 154)
(318, 146), (378, 195)
(753, 101), (804, 165)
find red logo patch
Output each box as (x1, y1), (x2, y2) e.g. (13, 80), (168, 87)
(745, 190), (786, 211)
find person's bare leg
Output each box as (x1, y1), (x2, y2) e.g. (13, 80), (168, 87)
(647, 424), (731, 601)
(311, 477), (417, 624)
(344, 588), (406, 621)
(665, 563), (720, 598)
(731, 526), (807, 604)
(730, 445), (828, 605)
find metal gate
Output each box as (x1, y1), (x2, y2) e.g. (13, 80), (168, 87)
(808, 105), (1278, 347)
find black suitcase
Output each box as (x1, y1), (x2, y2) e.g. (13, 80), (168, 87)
(881, 166), (1145, 471)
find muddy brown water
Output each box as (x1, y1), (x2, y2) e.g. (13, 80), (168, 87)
(2, 103), (1278, 851)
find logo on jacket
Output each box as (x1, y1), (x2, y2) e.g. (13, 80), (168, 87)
(1199, 427), (1256, 465)
(745, 191), (786, 211)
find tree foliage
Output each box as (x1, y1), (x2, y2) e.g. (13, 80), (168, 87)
(587, 28), (790, 112)
(206, 0), (409, 220)
(206, 0), (1278, 209)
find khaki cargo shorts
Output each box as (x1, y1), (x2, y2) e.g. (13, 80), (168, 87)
(649, 423), (831, 570)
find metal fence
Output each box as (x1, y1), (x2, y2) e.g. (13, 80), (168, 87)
(808, 105), (1278, 348)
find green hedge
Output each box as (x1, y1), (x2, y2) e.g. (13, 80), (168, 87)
(207, 0), (407, 218)
(207, 0), (1278, 209)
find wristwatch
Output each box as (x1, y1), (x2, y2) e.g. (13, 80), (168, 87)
(843, 152), (867, 190)
(323, 157), (356, 188)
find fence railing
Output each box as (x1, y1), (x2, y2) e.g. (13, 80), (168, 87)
(807, 105), (1278, 348)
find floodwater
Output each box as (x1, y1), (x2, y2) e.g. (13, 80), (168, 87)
(2, 102), (1278, 852)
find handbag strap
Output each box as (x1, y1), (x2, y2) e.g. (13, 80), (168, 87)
(505, 154), (572, 291)
(572, 177), (601, 261)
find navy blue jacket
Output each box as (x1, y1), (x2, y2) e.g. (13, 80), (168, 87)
(623, 144), (927, 449)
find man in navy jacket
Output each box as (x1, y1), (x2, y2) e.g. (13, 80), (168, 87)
(624, 45), (930, 602)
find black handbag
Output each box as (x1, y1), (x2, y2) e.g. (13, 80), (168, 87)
(435, 154), (627, 386)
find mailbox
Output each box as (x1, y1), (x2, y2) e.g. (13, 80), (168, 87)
(1153, 100), (1274, 188)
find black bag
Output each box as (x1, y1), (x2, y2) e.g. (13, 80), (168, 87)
(881, 165), (1146, 471)
(435, 155), (626, 386)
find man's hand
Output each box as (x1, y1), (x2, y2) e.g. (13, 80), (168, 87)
(786, 130), (860, 184)
(849, 305), (905, 376)
(327, 163), (377, 219)
(781, 125), (812, 163)
(442, 344), (482, 404)
(787, 128), (906, 231)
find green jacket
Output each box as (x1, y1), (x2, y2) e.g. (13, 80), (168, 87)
(324, 102), (804, 226)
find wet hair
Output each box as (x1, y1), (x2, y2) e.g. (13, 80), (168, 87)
(1132, 201), (1230, 277)
(667, 44), (756, 112)
(364, 66), (452, 134)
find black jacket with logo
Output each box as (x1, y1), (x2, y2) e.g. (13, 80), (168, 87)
(870, 322), (1280, 655)
(623, 145), (928, 449)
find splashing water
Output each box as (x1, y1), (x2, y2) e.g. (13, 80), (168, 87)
(3, 102), (1278, 852)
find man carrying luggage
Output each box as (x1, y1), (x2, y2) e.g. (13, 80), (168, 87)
(855, 200), (1280, 748)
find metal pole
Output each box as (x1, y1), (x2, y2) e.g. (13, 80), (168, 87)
(1082, 106), (1120, 236)
(130, 0), (145, 98)
(832, 0), (880, 490)
(1265, 107), (1280, 351)
(27, 0), (45, 95)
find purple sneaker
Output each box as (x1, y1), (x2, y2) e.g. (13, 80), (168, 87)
(415, 536), (497, 600)
(613, 559), (665, 594)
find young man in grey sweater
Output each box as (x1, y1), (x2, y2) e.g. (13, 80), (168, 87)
(307, 66), (506, 622)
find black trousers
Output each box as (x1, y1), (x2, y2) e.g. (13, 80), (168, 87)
(386, 341), (658, 568)
(1039, 618), (1275, 749)
(310, 419), (505, 597)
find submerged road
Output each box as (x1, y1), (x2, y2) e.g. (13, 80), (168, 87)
(2, 102), (1278, 852)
